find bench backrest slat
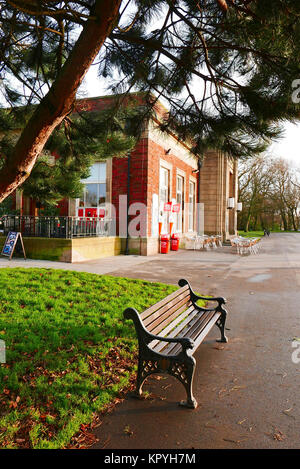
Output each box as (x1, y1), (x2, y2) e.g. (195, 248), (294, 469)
(140, 284), (190, 322)
(148, 295), (192, 335)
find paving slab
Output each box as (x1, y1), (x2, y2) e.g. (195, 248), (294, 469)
(0, 253), (158, 276)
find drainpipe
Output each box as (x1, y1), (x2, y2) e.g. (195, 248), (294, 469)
(125, 152), (131, 255)
(197, 158), (203, 235)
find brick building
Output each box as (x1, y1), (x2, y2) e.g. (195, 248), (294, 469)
(11, 94), (239, 261)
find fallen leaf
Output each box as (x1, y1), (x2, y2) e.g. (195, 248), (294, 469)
(238, 418), (247, 425)
(213, 345), (225, 350)
(124, 425), (133, 437)
(230, 385), (246, 392)
(272, 428), (286, 441)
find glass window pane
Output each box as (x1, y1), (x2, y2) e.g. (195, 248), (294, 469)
(98, 183), (106, 205)
(159, 167), (170, 234)
(176, 175), (184, 233)
(83, 162), (107, 182)
(160, 187), (167, 203)
(85, 184), (98, 207)
(87, 164), (99, 181)
(99, 162), (106, 181)
(79, 194), (84, 207)
(188, 182), (195, 231)
(177, 176), (182, 192)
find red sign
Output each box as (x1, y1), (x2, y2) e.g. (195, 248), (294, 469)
(164, 202), (172, 212)
(172, 203), (181, 213)
(85, 208), (97, 217)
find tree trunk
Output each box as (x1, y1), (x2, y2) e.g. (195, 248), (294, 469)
(290, 208), (297, 231)
(0, 0), (122, 203)
(281, 210), (288, 231)
(245, 214), (250, 232)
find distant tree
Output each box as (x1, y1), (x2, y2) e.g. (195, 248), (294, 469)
(1, 0), (300, 203)
(238, 155), (271, 231)
(270, 159), (300, 231)
(238, 156), (300, 231)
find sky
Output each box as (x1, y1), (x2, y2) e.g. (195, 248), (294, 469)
(268, 122), (300, 168)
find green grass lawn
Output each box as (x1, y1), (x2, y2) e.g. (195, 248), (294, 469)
(0, 268), (182, 449)
(238, 231), (264, 238)
(238, 230), (300, 238)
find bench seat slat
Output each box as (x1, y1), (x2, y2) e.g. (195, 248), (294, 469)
(140, 284), (189, 321)
(149, 305), (196, 352)
(163, 310), (218, 356)
(158, 312), (204, 355)
(187, 311), (217, 341)
(190, 312), (221, 352)
(155, 310), (206, 355)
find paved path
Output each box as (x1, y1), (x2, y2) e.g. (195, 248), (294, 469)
(90, 233), (300, 450)
(2, 233), (300, 449)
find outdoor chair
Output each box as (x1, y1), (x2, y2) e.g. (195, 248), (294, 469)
(184, 235), (197, 250)
(203, 235), (212, 250)
(216, 235), (223, 247)
(231, 236), (261, 255)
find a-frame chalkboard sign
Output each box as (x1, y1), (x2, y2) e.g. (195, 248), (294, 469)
(1, 232), (26, 260)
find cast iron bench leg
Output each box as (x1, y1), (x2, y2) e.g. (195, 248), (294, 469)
(216, 307), (228, 343)
(178, 356), (198, 409)
(134, 352), (198, 409)
(134, 355), (148, 398)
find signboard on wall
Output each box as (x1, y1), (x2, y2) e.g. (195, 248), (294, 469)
(172, 203), (181, 213)
(164, 202), (172, 212)
(1, 232), (26, 260)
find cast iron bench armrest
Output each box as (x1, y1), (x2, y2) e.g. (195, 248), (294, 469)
(194, 295), (226, 304)
(178, 278), (226, 308)
(124, 307), (194, 351)
(193, 296), (226, 311)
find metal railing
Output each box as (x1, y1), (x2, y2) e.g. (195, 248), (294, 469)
(0, 216), (115, 239)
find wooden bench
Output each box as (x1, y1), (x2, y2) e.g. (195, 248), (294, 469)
(123, 278), (228, 409)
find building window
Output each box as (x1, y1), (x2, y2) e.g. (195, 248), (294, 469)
(188, 181), (196, 232)
(176, 174), (184, 232)
(78, 162), (106, 217)
(159, 166), (170, 234)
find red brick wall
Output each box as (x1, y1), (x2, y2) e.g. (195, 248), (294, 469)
(112, 134), (197, 238)
(147, 138), (198, 236)
(112, 137), (148, 236)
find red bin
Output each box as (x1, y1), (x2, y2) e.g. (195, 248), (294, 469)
(160, 234), (170, 254)
(171, 233), (180, 251)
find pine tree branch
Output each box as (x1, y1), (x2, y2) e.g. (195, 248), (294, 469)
(110, 32), (233, 88)
(0, 0), (122, 202)
(6, 0), (92, 24)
